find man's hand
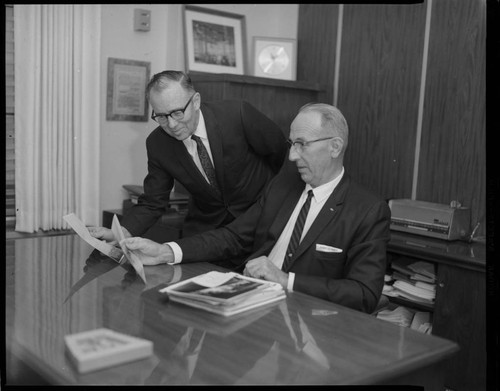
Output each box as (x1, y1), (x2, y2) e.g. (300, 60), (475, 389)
(88, 226), (132, 245)
(243, 256), (289, 289)
(121, 237), (175, 266)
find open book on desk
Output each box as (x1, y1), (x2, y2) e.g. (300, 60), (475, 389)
(160, 271), (286, 317)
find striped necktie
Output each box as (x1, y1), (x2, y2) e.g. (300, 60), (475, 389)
(282, 190), (313, 271)
(191, 135), (220, 194)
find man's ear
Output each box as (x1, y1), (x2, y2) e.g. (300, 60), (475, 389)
(193, 92), (201, 110)
(330, 137), (344, 158)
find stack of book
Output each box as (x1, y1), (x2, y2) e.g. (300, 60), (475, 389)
(383, 258), (436, 306)
(160, 271), (286, 317)
(65, 328), (153, 373)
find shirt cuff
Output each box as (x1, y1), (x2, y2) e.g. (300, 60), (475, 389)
(165, 242), (182, 264)
(287, 272), (295, 291)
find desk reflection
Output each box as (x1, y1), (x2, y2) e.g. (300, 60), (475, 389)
(7, 234), (458, 386)
(140, 289), (332, 385)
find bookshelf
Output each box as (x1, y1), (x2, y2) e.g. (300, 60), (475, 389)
(386, 231), (486, 391)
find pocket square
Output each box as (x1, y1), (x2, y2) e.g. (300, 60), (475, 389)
(316, 244), (343, 253)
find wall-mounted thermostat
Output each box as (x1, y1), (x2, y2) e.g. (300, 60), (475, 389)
(134, 9), (151, 32)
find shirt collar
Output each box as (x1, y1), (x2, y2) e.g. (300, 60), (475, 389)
(193, 110), (207, 139)
(183, 110), (208, 148)
(305, 166), (345, 203)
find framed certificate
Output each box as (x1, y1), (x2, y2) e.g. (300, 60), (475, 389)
(106, 58), (150, 122)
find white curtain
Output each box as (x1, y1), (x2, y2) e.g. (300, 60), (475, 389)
(14, 5), (101, 232)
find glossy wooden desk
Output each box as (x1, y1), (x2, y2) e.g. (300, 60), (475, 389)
(5, 235), (458, 386)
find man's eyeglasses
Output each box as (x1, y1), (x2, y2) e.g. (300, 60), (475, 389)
(286, 137), (334, 153)
(151, 94), (195, 123)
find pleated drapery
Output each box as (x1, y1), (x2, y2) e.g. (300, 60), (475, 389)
(14, 5), (101, 232)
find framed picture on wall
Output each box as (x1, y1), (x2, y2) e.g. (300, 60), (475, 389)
(183, 5), (247, 75)
(106, 58), (150, 122)
(253, 37), (297, 81)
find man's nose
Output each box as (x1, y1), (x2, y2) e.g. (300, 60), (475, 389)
(166, 116), (178, 127)
(288, 146), (299, 161)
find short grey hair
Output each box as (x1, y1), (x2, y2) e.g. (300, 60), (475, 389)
(299, 103), (349, 149)
(146, 70), (195, 100)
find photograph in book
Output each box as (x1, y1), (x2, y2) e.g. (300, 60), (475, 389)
(173, 277), (265, 300)
(160, 272), (286, 316)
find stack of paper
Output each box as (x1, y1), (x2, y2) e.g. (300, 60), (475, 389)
(376, 306), (415, 327)
(392, 280), (435, 304)
(160, 271), (286, 317)
(407, 261), (436, 283)
(384, 258), (436, 306)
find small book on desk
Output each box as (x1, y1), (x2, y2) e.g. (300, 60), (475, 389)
(64, 328), (153, 374)
(160, 271), (286, 317)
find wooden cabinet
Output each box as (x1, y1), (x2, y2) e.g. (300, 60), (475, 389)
(387, 232), (486, 391)
(189, 71), (325, 136)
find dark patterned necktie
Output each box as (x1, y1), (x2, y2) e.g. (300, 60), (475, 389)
(191, 135), (220, 194)
(282, 190), (313, 271)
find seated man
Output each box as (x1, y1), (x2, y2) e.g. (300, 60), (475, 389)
(121, 103), (391, 313)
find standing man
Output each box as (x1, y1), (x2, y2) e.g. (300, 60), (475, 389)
(91, 70), (287, 251)
(122, 103), (391, 313)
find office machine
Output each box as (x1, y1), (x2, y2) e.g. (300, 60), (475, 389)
(388, 199), (470, 241)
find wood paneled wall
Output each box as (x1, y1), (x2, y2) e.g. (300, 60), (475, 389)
(296, 4), (338, 103)
(297, 0), (486, 237)
(418, 0), (486, 230)
(190, 72), (324, 136)
(338, 4), (426, 202)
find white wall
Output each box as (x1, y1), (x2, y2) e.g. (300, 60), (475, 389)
(99, 4), (298, 219)
(99, 4), (183, 215)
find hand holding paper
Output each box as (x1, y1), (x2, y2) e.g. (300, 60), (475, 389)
(120, 237), (176, 265)
(63, 213), (123, 262)
(111, 215), (147, 284)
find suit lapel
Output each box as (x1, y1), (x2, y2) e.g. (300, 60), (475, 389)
(268, 180), (305, 239)
(248, 177), (304, 259)
(284, 176), (350, 270)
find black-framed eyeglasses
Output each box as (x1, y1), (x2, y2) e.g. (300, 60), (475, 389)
(151, 94), (195, 123)
(286, 137), (334, 153)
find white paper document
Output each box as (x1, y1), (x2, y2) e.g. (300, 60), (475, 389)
(111, 214), (147, 284)
(191, 271), (237, 288)
(63, 213), (123, 262)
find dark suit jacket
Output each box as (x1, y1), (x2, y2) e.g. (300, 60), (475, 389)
(176, 162), (391, 313)
(121, 100), (287, 238)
